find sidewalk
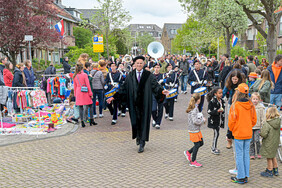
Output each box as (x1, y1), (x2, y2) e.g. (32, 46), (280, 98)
(0, 122), (78, 147)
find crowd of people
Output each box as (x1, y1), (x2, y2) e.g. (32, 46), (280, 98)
(0, 52), (281, 184)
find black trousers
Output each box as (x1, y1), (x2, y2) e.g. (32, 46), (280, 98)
(107, 100), (118, 120)
(212, 127), (220, 150)
(152, 97), (163, 125)
(164, 98), (174, 117)
(188, 138), (204, 162)
(118, 103), (126, 113)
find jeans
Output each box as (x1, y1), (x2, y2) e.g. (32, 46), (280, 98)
(92, 89), (104, 115)
(270, 94), (282, 110)
(188, 138), (204, 162)
(180, 75), (188, 92)
(234, 139), (251, 179)
(250, 129), (261, 156)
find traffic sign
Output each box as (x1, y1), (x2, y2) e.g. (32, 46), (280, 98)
(25, 35), (33, 41)
(93, 35), (104, 53)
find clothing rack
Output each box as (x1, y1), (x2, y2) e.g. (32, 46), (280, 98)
(1, 87), (43, 137)
(42, 74), (66, 77)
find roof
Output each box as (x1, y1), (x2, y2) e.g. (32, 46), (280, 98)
(52, 2), (77, 23)
(128, 24), (162, 32)
(163, 23), (183, 39)
(78, 9), (102, 20)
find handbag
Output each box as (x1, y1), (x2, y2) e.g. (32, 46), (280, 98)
(77, 75), (88, 92)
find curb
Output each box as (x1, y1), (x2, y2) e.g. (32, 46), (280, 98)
(0, 123), (80, 147)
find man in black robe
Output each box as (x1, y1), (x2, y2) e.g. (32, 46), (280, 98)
(107, 56), (169, 153)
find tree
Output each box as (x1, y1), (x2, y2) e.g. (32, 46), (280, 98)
(73, 27), (93, 48)
(179, 0), (248, 56)
(234, 0), (282, 63)
(111, 28), (128, 55)
(136, 33), (155, 54)
(92, 0), (132, 58)
(0, 0), (61, 66)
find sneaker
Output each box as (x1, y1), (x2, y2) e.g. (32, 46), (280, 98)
(165, 114), (168, 119)
(152, 120), (156, 127)
(250, 156), (255, 160)
(261, 169), (274, 177)
(244, 177), (248, 183)
(118, 111), (121, 116)
(169, 117), (173, 121)
(121, 113), (126, 117)
(231, 177), (245, 184)
(94, 115), (97, 119)
(273, 168), (279, 176)
(229, 169), (238, 175)
(155, 124), (160, 129)
(184, 151), (191, 162)
(126, 108), (129, 111)
(211, 148), (220, 155)
(257, 155), (262, 159)
(174, 99), (177, 102)
(189, 161), (202, 167)
(99, 114), (104, 118)
(184, 91), (187, 94)
(111, 120), (117, 125)
(180, 91), (184, 94)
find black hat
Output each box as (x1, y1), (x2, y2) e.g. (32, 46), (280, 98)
(153, 63), (162, 68)
(133, 56), (145, 63)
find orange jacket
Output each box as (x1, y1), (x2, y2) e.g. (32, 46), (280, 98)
(228, 100), (257, 140)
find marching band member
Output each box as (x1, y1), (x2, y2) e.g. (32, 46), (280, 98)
(105, 63), (122, 125)
(117, 63), (128, 117)
(188, 60), (208, 112)
(164, 63), (179, 121)
(151, 63), (164, 129)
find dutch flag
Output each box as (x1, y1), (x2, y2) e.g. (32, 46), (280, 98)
(55, 19), (64, 38)
(232, 34), (238, 47)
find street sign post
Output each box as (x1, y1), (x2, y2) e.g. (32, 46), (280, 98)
(93, 35), (104, 53)
(25, 35), (33, 60)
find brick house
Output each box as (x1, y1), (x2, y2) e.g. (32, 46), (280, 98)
(161, 23), (183, 54)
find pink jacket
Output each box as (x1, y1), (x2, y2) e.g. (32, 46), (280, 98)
(73, 72), (93, 106)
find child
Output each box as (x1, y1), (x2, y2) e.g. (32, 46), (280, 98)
(250, 93), (265, 159)
(248, 72), (257, 87)
(207, 87), (225, 155)
(184, 93), (206, 167)
(260, 107), (281, 177)
(228, 83), (257, 184)
(64, 102), (79, 123)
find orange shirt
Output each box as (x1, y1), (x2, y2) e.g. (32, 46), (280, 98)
(272, 63), (282, 83)
(228, 100), (257, 140)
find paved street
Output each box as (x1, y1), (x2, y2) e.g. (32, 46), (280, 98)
(0, 92), (281, 187)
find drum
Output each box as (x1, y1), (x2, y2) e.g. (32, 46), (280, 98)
(194, 87), (208, 96)
(105, 88), (117, 99)
(166, 89), (178, 99)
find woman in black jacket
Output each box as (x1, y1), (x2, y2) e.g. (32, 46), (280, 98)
(63, 57), (71, 74)
(12, 63), (26, 87)
(219, 60), (232, 89)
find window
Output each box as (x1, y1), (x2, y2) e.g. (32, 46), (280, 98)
(67, 22), (71, 36)
(139, 25), (144, 29)
(158, 33), (162, 37)
(247, 29), (253, 40)
(280, 16), (282, 36)
(170, 29), (177, 35)
(149, 32), (153, 36)
(147, 26), (152, 29)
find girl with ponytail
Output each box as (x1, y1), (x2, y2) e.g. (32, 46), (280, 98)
(184, 93), (206, 167)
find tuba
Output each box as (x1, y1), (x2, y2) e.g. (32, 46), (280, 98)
(147, 42), (165, 62)
(122, 54), (132, 72)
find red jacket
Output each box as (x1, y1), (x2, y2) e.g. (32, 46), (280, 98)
(3, 68), (13, 87)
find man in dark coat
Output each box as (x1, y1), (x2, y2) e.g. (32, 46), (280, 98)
(107, 56), (169, 153)
(63, 57), (71, 74)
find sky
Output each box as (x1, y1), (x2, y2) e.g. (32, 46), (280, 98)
(63, 0), (187, 28)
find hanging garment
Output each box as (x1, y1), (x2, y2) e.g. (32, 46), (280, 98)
(0, 86), (8, 105)
(30, 90), (47, 107)
(6, 91), (13, 114)
(59, 77), (66, 96)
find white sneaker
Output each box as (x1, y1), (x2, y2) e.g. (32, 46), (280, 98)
(155, 124), (160, 129)
(118, 111), (121, 116)
(152, 120), (156, 127)
(121, 113), (126, 117)
(99, 114), (104, 118)
(174, 99), (177, 102)
(184, 91), (187, 94)
(165, 114), (168, 119)
(94, 115), (97, 119)
(169, 117), (173, 121)
(180, 91), (184, 94)
(229, 169), (238, 175)
(126, 108), (129, 111)
(111, 120), (117, 125)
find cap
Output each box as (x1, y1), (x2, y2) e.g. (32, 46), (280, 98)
(153, 63), (162, 68)
(235, 83), (249, 94)
(133, 56), (145, 63)
(248, 72), (257, 78)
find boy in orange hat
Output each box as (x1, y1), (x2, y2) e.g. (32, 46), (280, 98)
(229, 83), (257, 184)
(248, 72), (257, 87)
